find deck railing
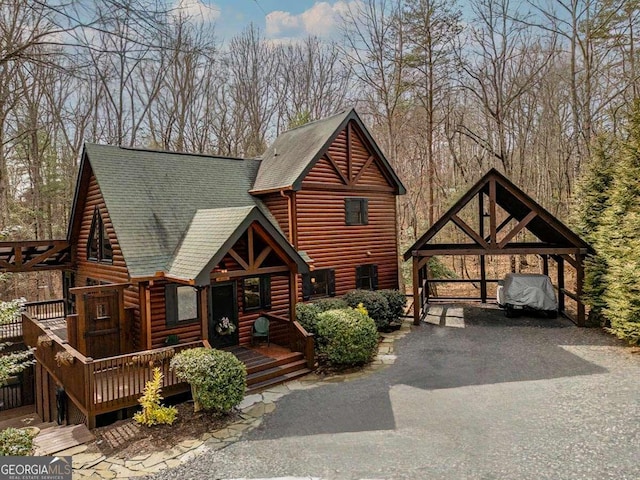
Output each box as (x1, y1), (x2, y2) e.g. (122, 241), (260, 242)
(0, 313), (23, 342)
(24, 299), (65, 321)
(264, 313), (315, 369)
(22, 310), (207, 428)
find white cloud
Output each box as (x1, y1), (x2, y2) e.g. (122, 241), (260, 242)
(172, 0), (220, 23)
(266, 1), (361, 39)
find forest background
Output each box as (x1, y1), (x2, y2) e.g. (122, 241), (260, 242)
(0, 0), (638, 342)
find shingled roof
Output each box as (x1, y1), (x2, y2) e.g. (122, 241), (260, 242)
(70, 144), (301, 281)
(252, 108), (405, 194)
(169, 206), (308, 285)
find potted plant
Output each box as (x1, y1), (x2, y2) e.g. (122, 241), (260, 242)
(215, 316), (236, 336)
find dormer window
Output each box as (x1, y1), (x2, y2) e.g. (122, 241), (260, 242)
(87, 207), (113, 263)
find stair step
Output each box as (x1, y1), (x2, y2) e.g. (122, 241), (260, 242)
(245, 352), (304, 375)
(247, 359), (308, 385)
(247, 368), (313, 393)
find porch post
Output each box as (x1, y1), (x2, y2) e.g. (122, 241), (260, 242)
(200, 287), (209, 342)
(289, 272), (297, 321)
(557, 256), (565, 315)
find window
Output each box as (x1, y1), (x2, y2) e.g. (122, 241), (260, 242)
(345, 198), (368, 225)
(243, 276), (271, 312)
(302, 269), (336, 300)
(165, 284), (199, 326)
(87, 207), (113, 263)
(356, 264), (378, 290)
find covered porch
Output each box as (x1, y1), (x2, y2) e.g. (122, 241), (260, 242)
(20, 304), (313, 428)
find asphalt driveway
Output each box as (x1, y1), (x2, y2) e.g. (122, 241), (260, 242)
(153, 304), (640, 480)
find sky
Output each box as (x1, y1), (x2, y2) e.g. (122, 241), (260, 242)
(176, 0), (362, 42)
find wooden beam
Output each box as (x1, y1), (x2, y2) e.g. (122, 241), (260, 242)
(14, 246), (22, 267)
(480, 255), (487, 303)
(352, 155), (375, 185)
(325, 152), (349, 185)
(497, 211), (537, 249)
(489, 179), (497, 246)
(248, 226), (255, 268)
(576, 257), (586, 326)
(413, 256), (420, 325)
(228, 248), (249, 270)
(560, 253), (578, 268)
(22, 242), (69, 269)
(211, 266), (289, 279)
(199, 287), (209, 343)
(557, 256), (565, 313)
(484, 215), (513, 242)
(254, 246), (272, 270)
(542, 255), (549, 275)
(451, 214), (489, 248)
(414, 247), (583, 256)
(300, 182), (395, 193)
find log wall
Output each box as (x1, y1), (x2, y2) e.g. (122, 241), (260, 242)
(74, 173), (142, 349)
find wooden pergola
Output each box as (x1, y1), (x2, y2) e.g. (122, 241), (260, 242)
(404, 169), (593, 326)
(0, 240), (71, 272)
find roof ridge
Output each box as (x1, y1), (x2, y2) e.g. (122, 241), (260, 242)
(87, 143), (249, 162)
(279, 108), (353, 134)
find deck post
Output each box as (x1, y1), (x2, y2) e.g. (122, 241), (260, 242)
(84, 358), (95, 429)
(413, 255), (421, 325)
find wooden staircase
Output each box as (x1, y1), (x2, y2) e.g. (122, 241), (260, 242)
(224, 346), (312, 393)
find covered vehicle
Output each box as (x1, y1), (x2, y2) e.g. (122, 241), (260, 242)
(497, 273), (558, 318)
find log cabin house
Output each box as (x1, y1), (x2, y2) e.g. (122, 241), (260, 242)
(0, 109), (405, 427)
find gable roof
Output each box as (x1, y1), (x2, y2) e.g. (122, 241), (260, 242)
(69, 144), (290, 279)
(252, 108), (406, 194)
(169, 206), (309, 285)
(404, 168), (592, 260)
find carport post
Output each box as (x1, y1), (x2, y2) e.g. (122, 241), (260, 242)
(480, 255), (487, 303)
(557, 256), (565, 313)
(576, 256), (585, 326)
(542, 255), (549, 276)
(413, 255), (421, 325)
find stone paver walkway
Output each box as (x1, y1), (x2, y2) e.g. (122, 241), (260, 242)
(69, 321), (412, 479)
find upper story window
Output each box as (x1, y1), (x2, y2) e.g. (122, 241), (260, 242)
(345, 198), (368, 226)
(302, 268), (336, 301)
(165, 284), (199, 326)
(243, 276), (272, 312)
(87, 207), (113, 263)
(356, 264), (378, 290)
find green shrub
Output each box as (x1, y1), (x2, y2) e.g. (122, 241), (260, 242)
(0, 428), (34, 456)
(379, 290), (406, 323)
(316, 309), (378, 366)
(313, 298), (349, 311)
(133, 367), (178, 426)
(171, 348), (246, 413)
(295, 303), (322, 335)
(296, 298), (349, 335)
(343, 290), (391, 329)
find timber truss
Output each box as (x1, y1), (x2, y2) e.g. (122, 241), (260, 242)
(404, 169), (593, 326)
(0, 240), (71, 272)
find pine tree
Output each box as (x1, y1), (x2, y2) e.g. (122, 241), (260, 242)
(598, 102), (640, 343)
(570, 136), (616, 315)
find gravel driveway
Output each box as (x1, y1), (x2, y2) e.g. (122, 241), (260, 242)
(151, 304), (639, 480)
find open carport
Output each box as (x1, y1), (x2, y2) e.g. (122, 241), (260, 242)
(404, 169), (593, 326)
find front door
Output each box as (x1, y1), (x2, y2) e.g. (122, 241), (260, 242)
(209, 282), (239, 349)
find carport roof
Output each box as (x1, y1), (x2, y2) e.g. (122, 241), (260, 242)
(404, 169), (592, 260)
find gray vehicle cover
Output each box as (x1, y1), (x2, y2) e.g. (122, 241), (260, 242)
(502, 273), (557, 311)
